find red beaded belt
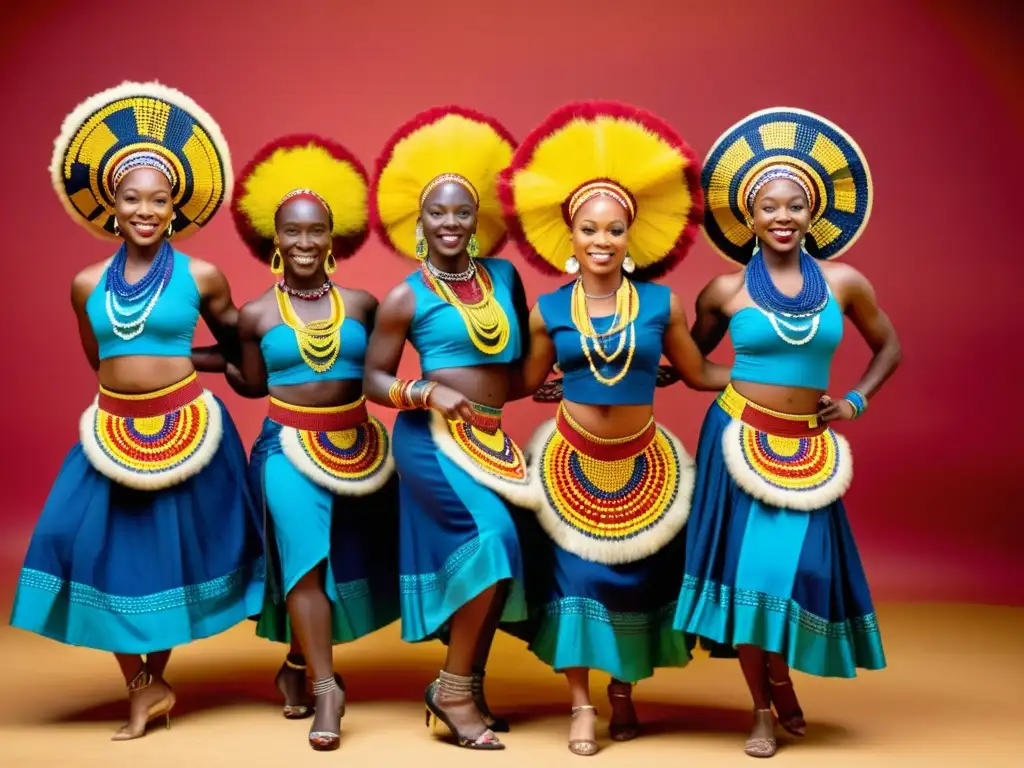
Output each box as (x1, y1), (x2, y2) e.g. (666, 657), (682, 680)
(464, 402), (503, 435)
(268, 396), (369, 432)
(718, 384), (825, 438)
(555, 403), (656, 461)
(97, 373), (203, 418)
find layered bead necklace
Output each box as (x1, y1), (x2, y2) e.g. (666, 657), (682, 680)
(275, 283), (345, 373)
(745, 248), (829, 345)
(276, 279), (332, 301)
(570, 277), (640, 387)
(105, 240), (175, 341)
(420, 256), (510, 356)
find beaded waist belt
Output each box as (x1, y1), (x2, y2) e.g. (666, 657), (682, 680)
(717, 384), (825, 438)
(268, 396), (369, 431)
(81, 372), (221, 491)
(555, 403), (656, 460)
(463, 401), (503, 435)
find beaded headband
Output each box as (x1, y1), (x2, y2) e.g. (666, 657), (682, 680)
(419, 173), (480, 209)
(744, 164), (816, 217)
(277, 188), (334, 220)
(111, 150), (178, 190)
(565, 180), (637, 225)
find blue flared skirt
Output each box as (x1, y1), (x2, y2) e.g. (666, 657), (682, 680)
(9, 396), (265, 654)
(673, 400), (886, 678)
(249, 418), (400, 644)
(393, 410), (527, 643)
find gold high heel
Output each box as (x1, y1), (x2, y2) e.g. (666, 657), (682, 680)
(568, 704), (598, 756)
(424, 672), (504, 750)
(276, 657), (314, 719)
(307, 676), (344, 751)
(744, 708), (777, 758)
(607, 681), (639, 741)
(111, 668), (176, 741)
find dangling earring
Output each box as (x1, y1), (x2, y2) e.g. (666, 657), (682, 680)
(565, 256), (580, 275)
(112, 217), (120, 236)
(415, 222), (427, 261)
(467, 234), (480, 260)
(166, 219), (174, 239)
(325, 250), (337, 275)
(622, 254), (635, 274)
(800, 235), (807, 251)
(270, 248), (284, 275)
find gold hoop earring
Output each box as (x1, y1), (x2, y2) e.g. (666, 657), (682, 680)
(112, 217), (120, 236)
(166, 220), (174, 238)
(467, 234), (480, 259)
(415, 222), (427, 261)
(270, 248), (284, 275)
(325, 251), (337, 274)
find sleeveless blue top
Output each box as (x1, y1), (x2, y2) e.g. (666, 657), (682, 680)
(729, 292), (844, 390)
(538, 279), (671, 406)
(407, 257), (523, 372)
(261, 314), (367, 386)
(87, 250), (199, 360)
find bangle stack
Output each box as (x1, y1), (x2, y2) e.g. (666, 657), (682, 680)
(388, 379), (437, 410)
(843, 389), (868, 419)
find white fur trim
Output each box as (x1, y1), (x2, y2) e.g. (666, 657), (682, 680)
(721, 418), (853, 510)
(428, 411), (537, 509)
(526, 419), (696, 565)
(278, 418), (396, 497)
(79, 389), (223, 491)
(50, 80), (233, 241)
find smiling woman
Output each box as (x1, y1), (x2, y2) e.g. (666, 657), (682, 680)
(8, 81), (265, 741)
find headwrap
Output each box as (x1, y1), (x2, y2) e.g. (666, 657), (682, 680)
(498, 101), (703, 279)
(50, 81), (232, 242)
(371, 106), (517, 260)
(232, 134), (370, 262)
(701, 106), (873, 264)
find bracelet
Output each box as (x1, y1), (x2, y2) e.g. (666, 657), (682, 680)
(388, 379), (437, 410)
(842, 389), (868, 419)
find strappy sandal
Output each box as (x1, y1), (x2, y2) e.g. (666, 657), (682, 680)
(568, 704), (599, 756)
(607, 681), (639, 741)
(275, 657), (314, 719)
(745, 708), (777, 758)
(769, 677), (806, 737)
(111, 666), (176, 741)
(424, 672), (504, 750)
(472, 668), (510, 732)
(307, 676), (344, 751)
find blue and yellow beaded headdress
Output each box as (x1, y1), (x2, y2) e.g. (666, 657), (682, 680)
(232, 134), (370, 263)
(702, 107), (873, 265)
(371, 106), (517, 260)
(50, 81), (232, 242)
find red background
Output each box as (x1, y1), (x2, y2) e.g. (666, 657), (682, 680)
(1, 0), (1021, 605)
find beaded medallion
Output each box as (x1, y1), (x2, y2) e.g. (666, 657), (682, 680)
(526, 406), (695, 565)
(279, 416), (394, 497)
(428, 407), (534, 507)
(721, 420), (852, 510)
(79, 376), (222, 490)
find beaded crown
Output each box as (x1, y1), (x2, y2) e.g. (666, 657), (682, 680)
(50, 81), (232, 242)
(232, 134), (370, 263)
(702, 106), (873, 265)
(498, 101), (703, 279)
(371, 106), (517, 261)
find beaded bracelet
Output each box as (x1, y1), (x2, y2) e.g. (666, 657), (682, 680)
(388, 379), (437, 410)
(842, 389), (868, 419)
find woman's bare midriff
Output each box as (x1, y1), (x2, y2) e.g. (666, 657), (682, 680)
(98, 356), (197, 394)
(730, 379), (824, 415)
(562, 400), (654, 440)
(424, 363), (512, 409)
(269, 379), (363, 408)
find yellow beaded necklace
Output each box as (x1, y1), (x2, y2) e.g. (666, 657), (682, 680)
(420, 262), (510, 356)
(570, 278), (640, 387)
(275, 285), (345, 373)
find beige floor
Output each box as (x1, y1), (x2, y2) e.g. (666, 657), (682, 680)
(0, 602), (1020, 767)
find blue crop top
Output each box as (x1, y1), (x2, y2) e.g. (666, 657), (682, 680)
(538, 279), (671, 406)
(407, 257), (523, 372)
(729, 292), (844, 390)
(261, 316), (367, 387)
(87, 249), (200, 360)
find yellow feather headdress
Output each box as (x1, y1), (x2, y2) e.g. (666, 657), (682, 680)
(371, 106), (517, 260)
(498, 101), (703, 278)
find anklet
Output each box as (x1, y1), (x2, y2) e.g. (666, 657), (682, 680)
(311, 677), (337, 696)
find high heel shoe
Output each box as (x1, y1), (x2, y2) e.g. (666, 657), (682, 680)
(745, 708), (777, 758)
(308, 676), (344, 751)
(111, 667), (176, 741)
(769, 677), (806, 737)
(471, 669), (510, 733)
(606, 681), (639, 742)
(568, 704), (598, 756)
(275, 657), (314, 719)
(424, 672), (504, 750)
